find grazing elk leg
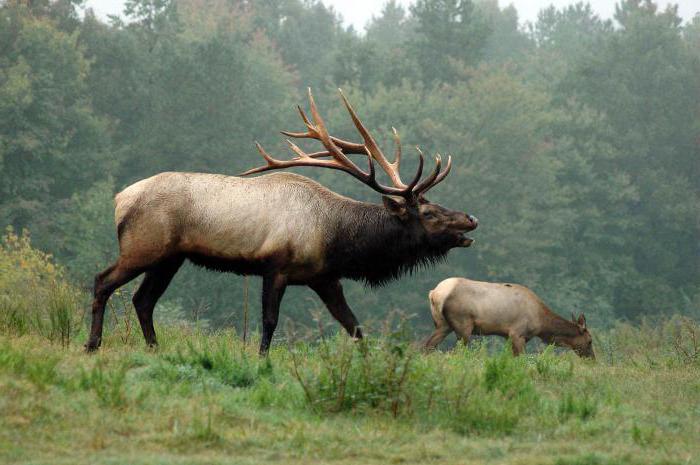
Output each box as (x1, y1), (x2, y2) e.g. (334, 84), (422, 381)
(509, 333), (526, 356)
(309, 279), (363, 339)
(132, 256), (184, 347)
(259, 273), (288, 355)
(86, 262), (142, 352)
(423, 295), (454, 351)
(422, 325), (452, 351)
(453, 321), (474, 347)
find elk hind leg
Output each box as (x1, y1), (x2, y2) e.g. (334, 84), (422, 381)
(422, 324), (452, 351)
(132, 256), (184, 347)
(86, 261), (143, 352)
(422, 294), (454, 351)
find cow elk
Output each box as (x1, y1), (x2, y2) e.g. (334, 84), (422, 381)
(86, 89), (478, 354)
(424, 278), (594, 358)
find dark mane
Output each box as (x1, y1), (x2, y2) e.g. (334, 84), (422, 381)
(324, 200), (450, 287)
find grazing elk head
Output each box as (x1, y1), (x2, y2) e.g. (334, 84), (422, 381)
(563, 313), (594, 359)
(242, 89), (478, 253)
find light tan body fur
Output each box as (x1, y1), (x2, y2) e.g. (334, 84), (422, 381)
(424, 278), (594, 357)
(115, 171), (342, 282)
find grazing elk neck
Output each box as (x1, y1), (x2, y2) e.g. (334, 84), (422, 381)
(537, 309), (580, 344)
(323, 197), (450, 286)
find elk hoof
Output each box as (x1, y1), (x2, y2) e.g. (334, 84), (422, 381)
(84, 338), (101, 353)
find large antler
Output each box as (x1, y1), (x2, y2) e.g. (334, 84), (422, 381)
(241, 88), (452, 200)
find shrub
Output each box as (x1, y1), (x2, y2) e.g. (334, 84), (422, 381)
(0, 228), (85, 345)
(434, 345), (540, 435)
(292, 333), (417, 416)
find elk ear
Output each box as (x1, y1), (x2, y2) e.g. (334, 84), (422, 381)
(382, 196), (409, 220)
(577, 313), (587, 329)
(571, 312), (577, 323)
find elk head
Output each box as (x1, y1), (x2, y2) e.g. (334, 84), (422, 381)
(567, 313), (594, 359)
(241, 89), (478, 251)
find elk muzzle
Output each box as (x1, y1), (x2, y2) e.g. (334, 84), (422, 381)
(456, 214), (478, 247)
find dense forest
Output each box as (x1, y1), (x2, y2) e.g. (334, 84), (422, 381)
(1, 0), (698, 333)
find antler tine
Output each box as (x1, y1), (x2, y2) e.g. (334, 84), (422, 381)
(239, 142), (283, 175)
(422, 155), (452, 193)
(338, 89), (407, 189)
(391, 127), (402, 171)
(412, 150), (443, 194)
(286, 140), (312, 159)
(278, 106), (316, 138)
(282, 105), (368, 154)
(405, 146), (424, 192)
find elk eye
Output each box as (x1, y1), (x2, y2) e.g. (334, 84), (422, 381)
(424, 212), (435, 220)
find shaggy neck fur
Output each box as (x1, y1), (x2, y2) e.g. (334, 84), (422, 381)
(324, 200), (451, 286)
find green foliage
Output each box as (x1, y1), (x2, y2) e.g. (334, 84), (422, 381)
(292, 332), (417, 416)
(535, 346), (574, 380)
(78, 361), (129, 408)
(558, 391), (598, 421)
(482, 345), (534, 397)
(594, 316), (700, 368)
(168, 340), (259, 389)
(0, 228), (84, 345)
(0, 3), (109, 230)
(0, 342), (61, 389)
(410, 0), (491, 81)
(291, 335), (542, 435)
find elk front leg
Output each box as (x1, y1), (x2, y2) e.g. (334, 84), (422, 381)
(259, 273), (288, 355)
(509, 333), (526, 356)
(309, 279), (363, 339)
(453, 320), (474, 348)
(132, 256), (184, 347)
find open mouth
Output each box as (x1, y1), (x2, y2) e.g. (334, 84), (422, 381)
(458, 234), (474, 247)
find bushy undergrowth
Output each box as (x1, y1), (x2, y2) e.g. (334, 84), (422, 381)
(291, 335), (547, 435)
(595, 316), (700, 368)
(0, 228), (85, 346)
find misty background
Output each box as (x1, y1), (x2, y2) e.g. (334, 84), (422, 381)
(1, 0), (698, 336)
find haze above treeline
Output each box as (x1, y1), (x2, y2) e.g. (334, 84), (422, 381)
(1, 0), (698, 332)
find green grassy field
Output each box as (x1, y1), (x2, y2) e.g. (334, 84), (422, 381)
(1, 317), (699, 465)
(2, 196), (699, 464)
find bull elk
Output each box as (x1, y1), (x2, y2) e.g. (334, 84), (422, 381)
(86, 89), (478, 354)
(424, 278), (594, 358)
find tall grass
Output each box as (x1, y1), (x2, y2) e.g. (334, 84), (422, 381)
(0, 228), (85, 346)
